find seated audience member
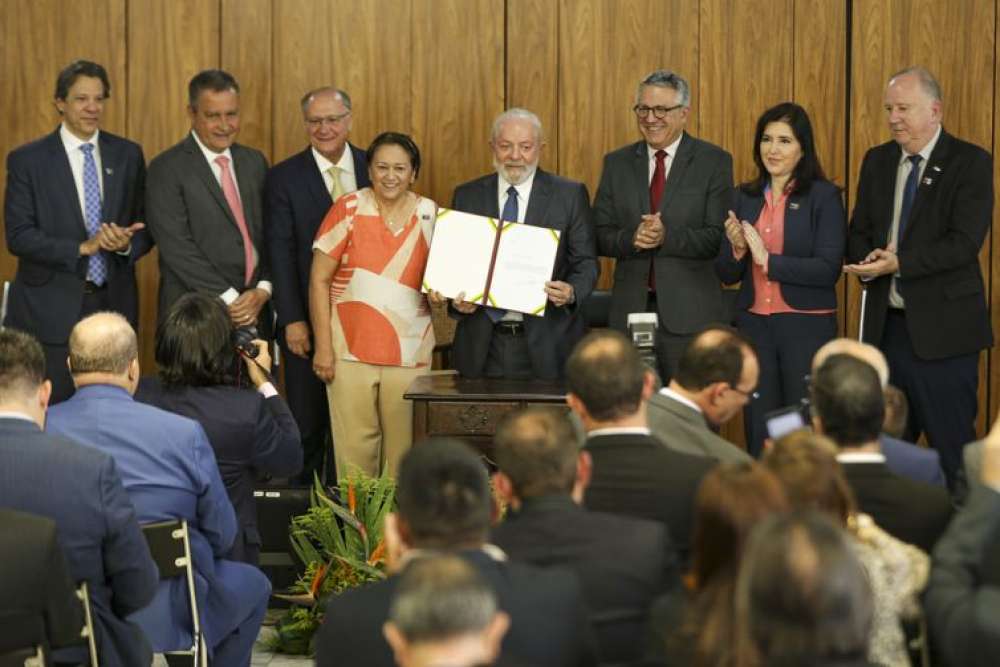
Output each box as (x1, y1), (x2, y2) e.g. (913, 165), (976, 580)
(383, 556), (510, 667)
(814, 338), (945, 487)
(317, 438), (596, 667)
(883, 384), (909, 440)
(46, 313), (270, 667)
(0, 509), (84, 655)
(649, 463), (788, 667)
(490, 406), (679, 664)
(925, 413), (1000, 666)
(734, 511), (875, 667)
(565, 329), (715, 565)
(0, 327), (157, 667)
(647, 326), (756, 464)
(764, 430), (928, 667)
(136, 292), (303, 565)
(808, 353), (952, 553)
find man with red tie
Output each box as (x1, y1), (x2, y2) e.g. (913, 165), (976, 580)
(146, 69), (271, 333)
(594, 70), (734, 382)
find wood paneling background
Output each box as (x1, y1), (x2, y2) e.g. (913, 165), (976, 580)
(1, 0), (997, 437)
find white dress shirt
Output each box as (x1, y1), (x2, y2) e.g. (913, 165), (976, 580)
(60, 124), (104, 223)
(494, 170), (538, 323)
(312, 146), (358, 196)
(647, 133), (683, 185)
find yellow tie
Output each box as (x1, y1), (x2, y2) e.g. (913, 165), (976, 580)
(328, 165), (345, 202)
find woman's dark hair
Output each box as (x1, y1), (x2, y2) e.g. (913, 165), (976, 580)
(155, 292), (237, 387)
(742, 101), (827, 195)
(366, 132), (421, 178)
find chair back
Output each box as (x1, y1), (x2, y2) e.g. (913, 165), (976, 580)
(76, 582), (98, 666)
(0, 612), (47, 667)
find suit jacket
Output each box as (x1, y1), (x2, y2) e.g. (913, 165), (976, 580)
(265, 144), (370, 328)
(146, 134), (270, 322)
(449, 169), (598, 379)
(3, 127), (149, 343)
(594, 133), (733, 333)
(316, 549), (597, 667)
(925, 486), (1000, 666)
(879, 434), (946, 487)
(647, 392), (753, 464)
(583, 432), (716, 566)
(46, 385), (264, 654)
(0, 417), (157, 667)
(715, 179), (845, 311)
(491, 495), (679, 665)
(0, 509), (84, 652)
(847, 130), (993, 359)
(135, 378), (303, 564)
(839, 460), (952, 553)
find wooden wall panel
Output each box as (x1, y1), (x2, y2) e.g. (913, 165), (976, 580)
(993, 5), (1000, 428)
(222, 0), (272, 159)
(506, 0), (559, 169)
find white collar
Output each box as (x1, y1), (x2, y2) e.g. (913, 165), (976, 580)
(498, 169), (537, 207)
(0, 411), (36, 424)
(659, 386), (703, 414)
(836, 451), (886, 464)
(311, 145), (355, 175)
(901, 124), (941, 165)
(588, 426), (652, 437)
(190, 130), (233, 165)
(647, 132), (683, 160)
(60, 123), (99, 152)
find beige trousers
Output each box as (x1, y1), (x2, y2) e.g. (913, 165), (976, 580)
(327, 359), (426, 480)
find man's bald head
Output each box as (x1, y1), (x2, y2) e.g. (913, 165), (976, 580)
(68, 312), (138, 376)
(812, 338), (889, 389)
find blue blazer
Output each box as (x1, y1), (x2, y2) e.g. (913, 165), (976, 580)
(3, 128), (150, 343)
(880, 434), (946, 487)
(47, 385), (264, 655)
(715, 179), (845, 312)
(0, 417), (157, 667)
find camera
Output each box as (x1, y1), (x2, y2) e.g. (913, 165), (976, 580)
(627, 312), (659, 376)
(232, 325), (260, 359)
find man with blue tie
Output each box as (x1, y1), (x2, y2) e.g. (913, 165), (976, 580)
(439, 108), (597, 380)
(846, 66), (994, 490)
(3, 60), (149, 403)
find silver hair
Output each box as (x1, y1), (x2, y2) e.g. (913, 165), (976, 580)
(888, 66), (943, 102)
(490, 108), (543, 143)
(299, 86), (352, 115)
(636, 69), (691, 107)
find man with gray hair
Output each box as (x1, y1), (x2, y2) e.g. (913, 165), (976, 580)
(594, 69), (733, 382)
(441, 108), (597, 380)
(265, 86), (371, 482)
(845, 65), (993, 490)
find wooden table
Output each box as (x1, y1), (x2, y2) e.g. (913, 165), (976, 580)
(405, 373), (568, 460)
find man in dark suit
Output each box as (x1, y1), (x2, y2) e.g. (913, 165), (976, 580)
(810, 353), (952, 552)
(845, 66), (993, 489)
(441, 108), (597, 380)
(490, 406), (679, 665)
(265, 87), (370, 483)
(565, 329), (715, 566)
(0, 327), (157, 667)
(925, 414), (1000, 666)
(316, 438), (596, 667)
(146, 69), (271, 333)
(4, 60), (149, 403)
(594, 69), (733, 381)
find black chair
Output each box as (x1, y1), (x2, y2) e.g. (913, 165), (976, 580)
(141, 520), (205, 667)
(582, 289), (612, 330)
(0, 613), (47, 667)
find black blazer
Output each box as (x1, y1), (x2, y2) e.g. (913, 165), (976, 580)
(449, 169), (598, 379)
(3, 127), (149, 343)
(840, 460), (952, 553)
(594, 133), (733, 334)
(317, 549), (597, 667)
(715, 179), (845, 311)
(265, 145), (370, 328)
(847, 130), (993, 359)
(491, 495), (679, 665)
(583, 432), (716, 567)
(135, 378), (302, 564)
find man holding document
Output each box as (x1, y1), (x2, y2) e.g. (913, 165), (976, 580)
(429, 109), (597, 380)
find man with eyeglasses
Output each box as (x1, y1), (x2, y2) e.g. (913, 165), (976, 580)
(594, 69), (733, 382)
(265, 87), (370, 483)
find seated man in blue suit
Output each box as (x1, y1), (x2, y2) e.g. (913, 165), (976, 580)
(813, 338), (945, 487)
(0, 327), (157, 667)
(47, 312), (270, 667)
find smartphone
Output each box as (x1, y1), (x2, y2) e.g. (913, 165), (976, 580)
(765, 405), (807, 440)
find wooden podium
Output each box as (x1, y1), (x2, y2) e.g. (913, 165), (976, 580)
(404, 373), (568, 461)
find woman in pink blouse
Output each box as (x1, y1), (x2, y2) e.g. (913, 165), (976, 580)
(715, 103), (846, 456)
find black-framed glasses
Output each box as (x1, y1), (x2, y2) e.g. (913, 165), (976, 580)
(729, 386), (760, 401)
(633, 103), (684, 119)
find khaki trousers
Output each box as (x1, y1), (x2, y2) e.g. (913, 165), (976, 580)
(327, 359), (426, 480)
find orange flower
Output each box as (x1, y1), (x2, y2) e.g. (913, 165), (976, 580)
(309, 561), (329, 598)
(347, 483), (357, 514)
(368, 539), (386, 566)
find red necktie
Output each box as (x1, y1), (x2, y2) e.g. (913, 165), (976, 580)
(648, 150), (667, 291)
(215, 155), (255, 286)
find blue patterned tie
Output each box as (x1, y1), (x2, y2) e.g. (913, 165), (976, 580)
(486, 186), (519, 322)
(80, 143), (106, 285)
(897, 154), (922, 243)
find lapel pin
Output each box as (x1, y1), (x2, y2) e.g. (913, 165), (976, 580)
(788, 202), (800, 210)
(922, 177), (933, 185)
(932, 165), (942, 172)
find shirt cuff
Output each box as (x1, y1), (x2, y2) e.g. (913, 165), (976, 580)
(255, 280), (273, 296)
(220, 288), (240, 305)
(116, 243), (132, 257)
(257, 381), (278, 399)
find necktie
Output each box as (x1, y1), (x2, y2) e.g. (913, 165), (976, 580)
(215, 155), (255, 286)
(487, 186), (519, 322)
(897, 154), (922, 242)
(80, 144), (106, 285)
(327, 165), (345, 202)
(647, 149), (667, 291)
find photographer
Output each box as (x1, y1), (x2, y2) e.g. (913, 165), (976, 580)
(136, 292), (302, 565)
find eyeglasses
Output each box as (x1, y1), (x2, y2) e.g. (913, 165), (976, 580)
(633, 104), (684, 119)
(306, 111), (351, 129)
(728, 385), (760, 401)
